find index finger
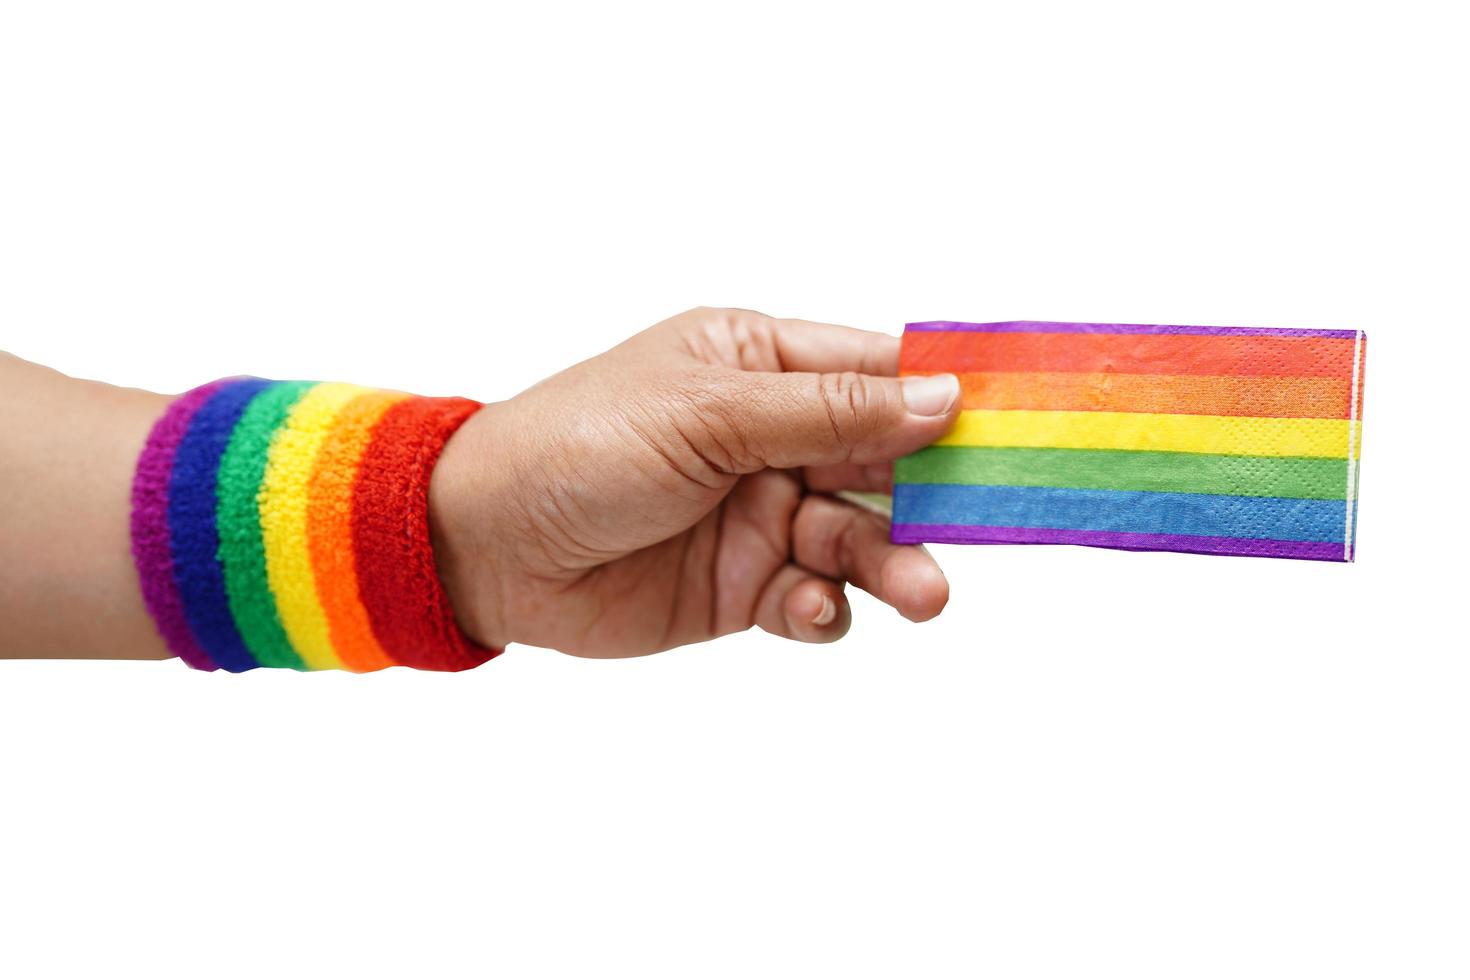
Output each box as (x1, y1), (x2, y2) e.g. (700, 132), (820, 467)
(766, 317), (901, 377)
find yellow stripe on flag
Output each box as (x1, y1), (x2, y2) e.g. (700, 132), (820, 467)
(936, 409), (1359, 459)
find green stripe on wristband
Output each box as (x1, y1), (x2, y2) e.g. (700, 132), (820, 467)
(216, 380), (315, 669)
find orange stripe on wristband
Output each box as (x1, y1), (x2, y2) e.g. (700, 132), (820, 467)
(305, 389), (411, 672)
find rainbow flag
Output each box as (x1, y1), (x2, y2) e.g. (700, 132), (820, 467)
(891, 321), (1367, 561)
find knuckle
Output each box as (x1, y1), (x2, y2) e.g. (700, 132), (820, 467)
(816, 371), (881, 448)
(833, 509), (863, 569)
(793, 499), (857, 574)
(728, 317), (776, 370)
(678, 308), (778, 370)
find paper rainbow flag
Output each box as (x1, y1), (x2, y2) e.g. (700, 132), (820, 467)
(891, 321), (1367, 561)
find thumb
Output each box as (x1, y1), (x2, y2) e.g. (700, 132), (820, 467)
(698, 370), (962, 471)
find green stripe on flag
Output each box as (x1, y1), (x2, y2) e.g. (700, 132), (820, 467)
(895, 446), (1348, 500)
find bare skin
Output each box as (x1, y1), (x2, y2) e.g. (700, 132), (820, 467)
(0, 353), (172, 659)
(0, 308), (961, 661)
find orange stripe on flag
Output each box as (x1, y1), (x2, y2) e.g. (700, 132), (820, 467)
(914, 371), (1355, 419)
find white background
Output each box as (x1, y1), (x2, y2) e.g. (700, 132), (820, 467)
(1, 1), (1465, 977)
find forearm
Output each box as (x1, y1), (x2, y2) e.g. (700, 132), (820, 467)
(0, 307), (955, 665)
(0, 353), (172, 660)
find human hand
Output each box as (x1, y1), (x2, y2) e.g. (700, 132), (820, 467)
(429, 307), (962, 657)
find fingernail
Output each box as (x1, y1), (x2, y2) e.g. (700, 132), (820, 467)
(812, 595), (837, 626)
(901, 374), (960, 417)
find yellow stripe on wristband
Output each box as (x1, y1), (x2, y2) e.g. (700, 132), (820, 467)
(259, 382), (369, 670)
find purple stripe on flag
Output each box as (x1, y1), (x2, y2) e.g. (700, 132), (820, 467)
(890, 523), (1348, 562)
(904, 321), (1360, 340)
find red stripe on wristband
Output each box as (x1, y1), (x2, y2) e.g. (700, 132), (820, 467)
(352, 396), (499, 671)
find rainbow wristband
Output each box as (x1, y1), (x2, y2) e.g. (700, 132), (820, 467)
(130, 378), (499, 672)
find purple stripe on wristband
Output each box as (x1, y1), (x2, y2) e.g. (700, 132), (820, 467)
(890, 523), (1345, 562)
(904, 321), (1361, 339)
(129, 381), (230, 669)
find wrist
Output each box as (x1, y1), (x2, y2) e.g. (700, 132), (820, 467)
(428, 400), (514, 651)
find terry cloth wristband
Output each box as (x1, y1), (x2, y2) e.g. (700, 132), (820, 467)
(892, 321), (1367, 562)
(130, 378), (499, 671)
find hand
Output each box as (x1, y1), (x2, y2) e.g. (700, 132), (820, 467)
(429, 307), (962, 657)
